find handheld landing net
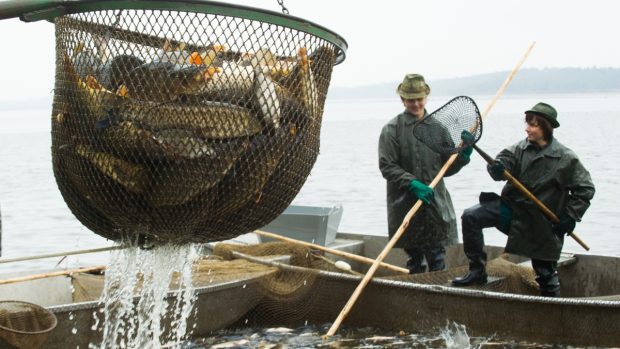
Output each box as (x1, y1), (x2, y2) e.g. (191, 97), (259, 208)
(413, 96), (482, 155)
(0, 301), (57, 349)
(41, 1), (347, 244)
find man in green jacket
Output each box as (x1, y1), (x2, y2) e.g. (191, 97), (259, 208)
(378, 74), (471, 274)
(452, 102), (595, 297)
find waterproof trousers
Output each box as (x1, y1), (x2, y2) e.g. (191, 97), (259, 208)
(461, 197), (560, 297)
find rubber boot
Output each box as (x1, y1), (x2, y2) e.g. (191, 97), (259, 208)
(428, 246), (446, 272)
(405, 248), (427, 274)
(534, 261), (561, 297)
(406, 255), (427, 274)
(452, 252), (488, 286)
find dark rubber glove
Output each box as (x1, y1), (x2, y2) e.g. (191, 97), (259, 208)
(487, 161), (505, 181)
(409, 179), (434, 204)
(553, 213), (576, 236)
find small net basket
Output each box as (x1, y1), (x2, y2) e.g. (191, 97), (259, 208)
(0, 301), (58, 349)
(44, 1), (347, 244)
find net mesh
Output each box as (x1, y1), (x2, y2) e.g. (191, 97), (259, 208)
(0, 301), (57, 349)
(212, 244), (540, 327)
(51, 8), (339, 244)
(412, 96), (482, 155)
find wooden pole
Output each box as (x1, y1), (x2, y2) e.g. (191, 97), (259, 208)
(254, 230), (409, 274)
(473, 145), (589, 250)
(0, 266), (106, 286)
(324, 42), (536, 337)
(0, 246), (121, 264)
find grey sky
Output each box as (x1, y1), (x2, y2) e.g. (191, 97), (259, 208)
(0, 0), (619, 101)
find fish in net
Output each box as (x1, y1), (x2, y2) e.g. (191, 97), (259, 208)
(47, 4), (346, 244)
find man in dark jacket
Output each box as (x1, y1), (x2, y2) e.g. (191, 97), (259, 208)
(452, 102), (595, 297)
(378, 74), (471, 273)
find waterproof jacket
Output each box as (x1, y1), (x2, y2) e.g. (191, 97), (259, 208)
(496, 137), (595, 261)
(378, 109), (469, 249)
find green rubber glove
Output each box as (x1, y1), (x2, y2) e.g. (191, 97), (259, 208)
(460, 130), (475, 146)
(459, 130), (474, 161)
(459, 146), (473, 161)
(409, 179), (434, 204)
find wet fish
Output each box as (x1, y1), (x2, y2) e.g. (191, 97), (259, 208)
(61, 53), (126, 128)
(95, 121), (166, 159)
(205, 126), (294, 217)
(239, 47), (296, 80)
(105, 99), (262, 139)
(264, 327), (293, 334)
(194, 60), (255, 98)
(282, 48), (319, 120)
(210, 339), (249, 349)
(75, 144), (147, 193)
(145, 138), (248, 207)
(73, 50), (103, 80)
(150, 128), (214, 160)
(97, 54), (145, 91)
(122, 61), (214, 101)
(309, 46), (336, 114)
(253, 68), (281, 128)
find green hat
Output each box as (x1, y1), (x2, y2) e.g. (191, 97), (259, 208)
(396, 74), (430, 99)
(525, 102), (560, 128)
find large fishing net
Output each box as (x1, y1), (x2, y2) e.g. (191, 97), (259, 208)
(50, 2), (346, 244)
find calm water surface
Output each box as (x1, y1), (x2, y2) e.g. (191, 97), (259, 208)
(0, 93), (619, 273)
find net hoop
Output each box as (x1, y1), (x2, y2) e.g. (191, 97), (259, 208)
(5, 0), (347, 64)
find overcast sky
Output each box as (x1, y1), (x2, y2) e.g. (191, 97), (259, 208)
(1, 0), (619, 101)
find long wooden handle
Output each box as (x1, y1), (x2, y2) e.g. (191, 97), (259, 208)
(254, 230), (409, 274)
(0, 246), (121, 264)
(0, 266), (106, 286)
(473, 145), (589, 251)
(324, 42), (536, 338)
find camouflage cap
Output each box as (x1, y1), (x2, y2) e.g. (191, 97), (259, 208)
(525, 102), (560, 128)
(396, 74), (430, 99)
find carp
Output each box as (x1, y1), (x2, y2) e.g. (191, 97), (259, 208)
(102, 99), (262, 139)
(145, 137), (249, 207)
(122, 61), (216, 101)
(205, 126), (294, 217)
(75, 144), (147, 194)
(97, 54), (145, 92)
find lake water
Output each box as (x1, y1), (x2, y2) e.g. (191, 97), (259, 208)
(0, 93), (619, 274)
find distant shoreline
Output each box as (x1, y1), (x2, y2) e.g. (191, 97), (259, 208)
(327, 67), (620, 100)
(2, 67), (620, 110)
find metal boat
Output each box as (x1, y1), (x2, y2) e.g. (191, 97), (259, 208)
(0, 219), (618, 348)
